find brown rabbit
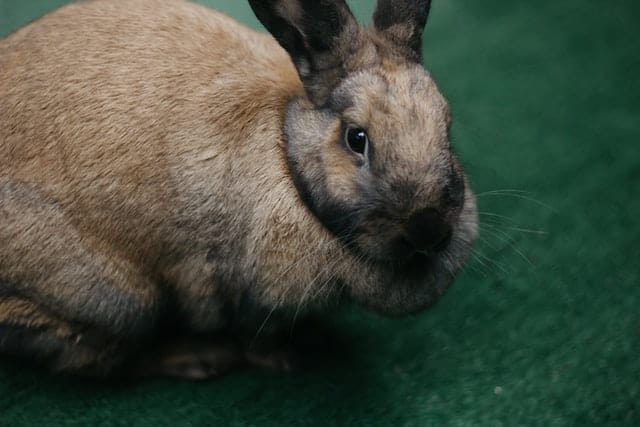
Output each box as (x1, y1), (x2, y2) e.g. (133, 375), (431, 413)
(0, 0), (478, 379)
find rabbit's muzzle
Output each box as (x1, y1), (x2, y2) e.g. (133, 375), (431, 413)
(403, 207), (453, 254)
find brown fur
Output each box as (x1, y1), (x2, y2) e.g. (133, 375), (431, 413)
(0, 0), (477, 377)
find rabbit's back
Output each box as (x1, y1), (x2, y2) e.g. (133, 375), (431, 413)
(0, 0), (301, 267)
(0, 0), (297, 171)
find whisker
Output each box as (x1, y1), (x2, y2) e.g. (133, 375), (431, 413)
(289, 257), (342, 337)
(478, 211), (519, 223)
(250, 234), (344, 345)
(478, 212), (548, 235)
(477, 191), (556, 212)
(250, 302), (280, 348)
(477, 234), (501, 251)
(252, 215), (359, 343)
(480, 223), (534, 267)
(467, 252), (494, 277)
(476, 189), (534, 196)
(501, 226), (548, 235)
(458, 238), (510, 277)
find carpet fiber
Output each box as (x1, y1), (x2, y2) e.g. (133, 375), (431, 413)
(1, 0), (638, 425)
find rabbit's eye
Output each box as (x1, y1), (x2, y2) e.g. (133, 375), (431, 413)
(345, 127), (369, 156)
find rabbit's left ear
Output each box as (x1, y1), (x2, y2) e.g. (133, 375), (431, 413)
(373, 0), (432, 63)
(249, 0), (360, 106)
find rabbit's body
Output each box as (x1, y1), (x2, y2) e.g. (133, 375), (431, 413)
(1, 0), (316, 329)
(0, 0), (478, 377)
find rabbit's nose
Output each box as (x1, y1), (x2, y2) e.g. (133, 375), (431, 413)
(404, 208), (453, 254)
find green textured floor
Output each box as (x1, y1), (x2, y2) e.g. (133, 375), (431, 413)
(1, 0), (639, 425)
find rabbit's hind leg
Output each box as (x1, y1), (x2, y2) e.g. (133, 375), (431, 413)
(0, 290), (248, 379)
(0, 293), (127, 376)
(0, 179), (160, 376)
(0, 178), (161, 338)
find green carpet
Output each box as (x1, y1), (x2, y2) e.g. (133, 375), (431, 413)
(1, 0), (638, 425)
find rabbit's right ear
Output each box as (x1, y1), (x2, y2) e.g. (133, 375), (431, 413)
(249, 0), (360, 106)
(373, 0), (432, 63)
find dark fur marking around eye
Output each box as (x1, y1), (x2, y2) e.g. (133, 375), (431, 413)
(287, 154), (363, 249)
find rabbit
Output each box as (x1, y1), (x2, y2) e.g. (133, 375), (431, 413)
(0, 0), (478, 379)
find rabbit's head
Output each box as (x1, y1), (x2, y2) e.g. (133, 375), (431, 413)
(250, 0), (478, 314)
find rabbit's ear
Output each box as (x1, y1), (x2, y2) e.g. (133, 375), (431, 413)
(373, 0), (431, 63)
(249, 0), (359, 105)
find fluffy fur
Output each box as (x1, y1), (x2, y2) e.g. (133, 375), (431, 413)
(0, 0), (477, 377)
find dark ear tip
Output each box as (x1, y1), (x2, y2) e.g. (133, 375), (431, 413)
(248, 0), (359, 106)
(373, 0), (432, 63)
(374, 0), (432, 26)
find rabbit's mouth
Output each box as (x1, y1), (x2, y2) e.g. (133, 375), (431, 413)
(348, 213), (458, 266)
(344, 190), (479, 316)
(354, 224), (457, 268)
